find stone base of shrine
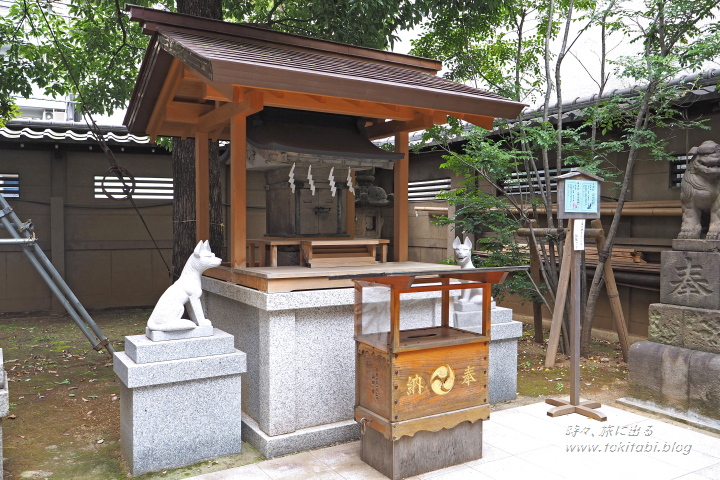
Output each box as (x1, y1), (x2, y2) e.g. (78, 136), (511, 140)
(242, 414), (359, 459)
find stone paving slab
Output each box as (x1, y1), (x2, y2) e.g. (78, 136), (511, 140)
(183, 401), (720, 480)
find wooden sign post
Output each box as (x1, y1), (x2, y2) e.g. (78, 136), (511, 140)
(546, 169), (607, 421)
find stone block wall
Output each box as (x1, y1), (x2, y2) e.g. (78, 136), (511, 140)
(649, 303), (720, 354)
(628, 341), (720, 424)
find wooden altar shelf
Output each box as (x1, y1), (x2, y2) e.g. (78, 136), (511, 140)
(204, 261), (456, 293)
(301, 239), (389, 267)
(247, 238), (389, 268)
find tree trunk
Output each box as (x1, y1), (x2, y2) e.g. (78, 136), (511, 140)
(171, 0), (224, 279)
(581, 81), (657, 355)
(208, 140), (224, 259)
(171, 138), (197, 279)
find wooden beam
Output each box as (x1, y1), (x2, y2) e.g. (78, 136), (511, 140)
(179, 66), (497, 128)
(433, 111), (448, 124)
(230, 114), (247, 269)
(195, 130), (210, 243)
(545, 234), (572, 368)
(197, 91), (264, 133)
(186, 71), (419, 120)
(394, 132), (409, 262)
(263, 91), (418, 120)
(456, 113), (495, 130)
(204, 83), (231, 102)
(590, 219), (630, 361)
(365, 112), (434, 140)
(146, 58), (184, 140)
(174, 79), (205, 101)
(209, 124), (226, 141)
(165, 102), (214, 124)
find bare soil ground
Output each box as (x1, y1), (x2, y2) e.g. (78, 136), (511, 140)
(0, 308), (261, 480)
(0, 308), (634, 479)
(497, 322), (629, 410)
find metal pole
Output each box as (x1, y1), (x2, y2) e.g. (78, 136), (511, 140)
(0, 216), (101, 350)
(0, 199), (114, 354)
(0, 238), (39, 245)
(27, 241), (114, 353)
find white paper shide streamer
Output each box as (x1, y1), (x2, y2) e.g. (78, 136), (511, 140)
(308, 165), (315, 195)
(347, 168), (354, 195)
(329, 167), (336, 197)
(288, 163), (296, 193)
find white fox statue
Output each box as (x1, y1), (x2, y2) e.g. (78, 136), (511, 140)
(453, 236), (484, 304)
(147, 240), (222, 332)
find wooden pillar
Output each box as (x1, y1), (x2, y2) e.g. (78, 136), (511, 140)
(230, 115), (247, 269)
(393, 132), (409, 261)
(50, 149), (67, 312)
(195, 130), (210, 243)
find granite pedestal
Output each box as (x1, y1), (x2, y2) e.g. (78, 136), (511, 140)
(114, 329), (246, 475)
(623, 239), (720, 431)
(202, 278), (519, 458)
(0, 349), (7, 480)
(454, 304), (521, 404)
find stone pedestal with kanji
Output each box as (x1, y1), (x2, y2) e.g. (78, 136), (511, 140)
(621, 240), (720, 431)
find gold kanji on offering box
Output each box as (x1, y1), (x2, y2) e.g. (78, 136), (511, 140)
(347, 267), (526, 480)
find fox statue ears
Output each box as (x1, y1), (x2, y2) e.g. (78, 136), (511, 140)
(193, 240), (212, 256)
(452, 236), (473, 249)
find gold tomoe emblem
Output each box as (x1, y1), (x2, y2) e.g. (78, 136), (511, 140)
(430, 365), (455, 395)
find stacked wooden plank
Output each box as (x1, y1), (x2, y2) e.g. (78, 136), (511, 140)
(300, 239), (389, 268)
(583, 246), (660, 273)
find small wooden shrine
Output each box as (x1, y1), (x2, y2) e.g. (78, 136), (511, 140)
(123, 6), (525, 292)
(123, 6), (528, 462)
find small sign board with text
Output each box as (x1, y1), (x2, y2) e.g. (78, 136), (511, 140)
(556, 169), (603, 220)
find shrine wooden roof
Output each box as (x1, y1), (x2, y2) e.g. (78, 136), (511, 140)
(123, 6), (525, 140)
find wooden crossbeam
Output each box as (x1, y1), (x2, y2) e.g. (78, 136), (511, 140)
(146, 58), (184, 141)
(455, 113), (495, 130)
(163, 67), (497, 141)
(196, 91), (264, 133)
(365, 112), (434, 139)
(264, 92), (418, 120)
(165, 102), (214, 124)
(204, 83), (231, 102)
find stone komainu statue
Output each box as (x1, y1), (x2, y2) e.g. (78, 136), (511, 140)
(678, 140), (720, 240)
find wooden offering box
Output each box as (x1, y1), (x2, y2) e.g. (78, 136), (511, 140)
(350, 267), (524, 480)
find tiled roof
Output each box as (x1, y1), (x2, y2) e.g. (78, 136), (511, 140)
(159, 29), (510, 102)
(124, 6), (525, 135)
(0, 121), (150, 144)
